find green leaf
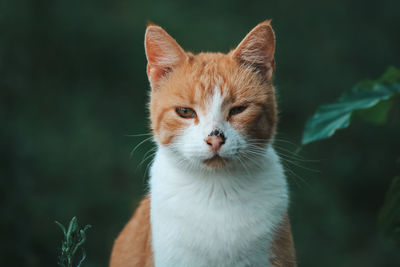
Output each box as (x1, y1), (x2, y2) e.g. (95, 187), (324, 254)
(302, 67), (400, 145)
(56, 217), (91, 267)
(356, 99), (393, 125)
(67, 217), (78, 241)
(379, 66), (400, 84)
(379, 176), (400, 247)
(76, 250), (87, 267)
(55, 221), (67, 237)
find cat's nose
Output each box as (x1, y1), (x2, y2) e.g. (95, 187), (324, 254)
(205, 129), (226, 153)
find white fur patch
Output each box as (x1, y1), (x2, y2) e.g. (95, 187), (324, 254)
(171, 87), (245, 169)
(149, 88), (288, 267)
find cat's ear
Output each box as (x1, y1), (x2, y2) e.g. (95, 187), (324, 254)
(145, 24), (186, 87)
(232, 20), (275, 80)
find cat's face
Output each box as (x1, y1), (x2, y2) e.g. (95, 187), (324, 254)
(146, 21), (277, 170)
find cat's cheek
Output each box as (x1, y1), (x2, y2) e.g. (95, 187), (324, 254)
(229, 111), (260, 136)
(229, 121), (249, 137)
(156, 117), (191, 146)
(229, 112), (274, 143)
(249, 112), (275, 142)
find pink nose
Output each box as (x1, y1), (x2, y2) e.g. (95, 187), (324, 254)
(205, 136), (225, 152)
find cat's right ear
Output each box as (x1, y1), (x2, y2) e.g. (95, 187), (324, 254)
(145, 24), (186, 88)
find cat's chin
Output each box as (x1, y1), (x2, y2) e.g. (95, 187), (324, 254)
(203, 155), (228, 169)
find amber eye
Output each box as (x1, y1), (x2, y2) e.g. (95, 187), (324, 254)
(229, 106), (247, 117)
(176, 107), (197, 118)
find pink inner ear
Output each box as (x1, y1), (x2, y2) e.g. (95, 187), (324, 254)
(232, 22), (275, 79)
(145, 39), (162, 65)
(145, 39), (170, 84)
(144, 26), (186, 86)
(147, 64), (170, 84)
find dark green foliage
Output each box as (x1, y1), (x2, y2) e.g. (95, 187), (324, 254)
(379, 176), (400, 246)
(2, 0), (400, 266)
(302, 67), (400, 145)
(302, 66), (400, 249)
(379, 164), (400, 247)
(55, 217), (91, 267)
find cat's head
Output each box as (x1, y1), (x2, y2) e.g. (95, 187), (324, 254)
(146, 21), (277, 170)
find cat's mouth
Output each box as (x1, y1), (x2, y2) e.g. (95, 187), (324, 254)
(203, 155), (227, 168)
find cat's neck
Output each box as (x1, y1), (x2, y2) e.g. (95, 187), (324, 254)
(149, 144), (289, 267)
(149, 144), (287, 204)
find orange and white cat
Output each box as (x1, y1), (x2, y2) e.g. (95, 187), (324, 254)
(110, 20), (296, 267)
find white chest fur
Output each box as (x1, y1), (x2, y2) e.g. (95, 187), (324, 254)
(149, 146), (288, 267)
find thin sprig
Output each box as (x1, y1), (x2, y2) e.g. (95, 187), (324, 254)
(55, 217), (91, 267)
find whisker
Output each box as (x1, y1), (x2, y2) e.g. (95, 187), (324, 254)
(130, 136), (153, 158)
(281, 161), (312, 190)
(273, 145), (319, 162)
(142, 146), (157, 160)
(237, 156), (252, 177)
(125, 133), (152, 137)
(277, 154), (320, 173)
(239, 153), (264, 170)
(244, 138), (319, 163)
(272, 138), (301, 147)
(137, 149), (157, 170)
(144, 158), (155, 181)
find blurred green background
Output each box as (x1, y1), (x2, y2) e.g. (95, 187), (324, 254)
(1, 0), (400, 266)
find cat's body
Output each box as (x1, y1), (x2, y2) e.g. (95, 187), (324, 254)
(150, 146), (291, 267)
(110, 21), (296, 267)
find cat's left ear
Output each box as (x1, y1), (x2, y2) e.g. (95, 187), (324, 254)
(145, 23), (187, 88)
(232, 20), (275, 80)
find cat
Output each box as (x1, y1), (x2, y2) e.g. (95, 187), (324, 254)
(109, 20), (296, 267)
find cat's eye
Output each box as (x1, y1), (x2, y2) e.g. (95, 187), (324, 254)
(176, 107), (197, 118)
(229, 106), (247, 117)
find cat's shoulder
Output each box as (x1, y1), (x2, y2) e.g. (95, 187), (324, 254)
(109, 196), (153, 267)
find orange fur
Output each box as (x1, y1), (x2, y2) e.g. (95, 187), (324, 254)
(110, 197), (153, 267)
(110, 21), (296, 266)
(110, 197), (295, 267)
(150, 52), (277, 146)
(270, 214), (297, 267)
(146, 21), (277, 148)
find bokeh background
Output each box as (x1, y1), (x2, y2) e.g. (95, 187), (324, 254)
(1, 0), (400, 266)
